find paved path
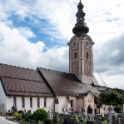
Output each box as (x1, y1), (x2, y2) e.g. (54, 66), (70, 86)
(0, 117), (17, 124)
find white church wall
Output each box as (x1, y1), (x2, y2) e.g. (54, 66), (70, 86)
(46, 97), (54, 112)
(6, 96), (13, 112)
(6, 96), (54, 114)
(69, 96), (77, 112)
(56, 96), (77, 113)
(58, 96), (67, 113)
(0, 80), (6, 113)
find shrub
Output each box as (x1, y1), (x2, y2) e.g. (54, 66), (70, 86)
(14, 112), (22, 120)
(102, 120), (110, 124)
(25, 114), (33, 121)
(75, 115), (79, 123)
(114, 106), (121, 113)
(11, 106), (17, 113)
(44, 119), (52, 124)
(18, 110), (24, 114)
(33, 108), (48, 122)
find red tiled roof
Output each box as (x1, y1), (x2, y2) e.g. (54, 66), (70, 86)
(38, 68), (100, 97)
(0, 63), (53, 97)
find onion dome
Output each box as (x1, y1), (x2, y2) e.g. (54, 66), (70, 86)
(72, 0), (89, 37)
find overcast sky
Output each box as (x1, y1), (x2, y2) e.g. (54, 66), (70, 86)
(0, 0), (124, 89)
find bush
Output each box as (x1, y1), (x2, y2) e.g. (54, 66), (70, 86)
(75, 115), (79, 123)
(33, 108), (48, 122)
(44, 119), (52, 124)
(14, 112), (22, 120)
(12, 106), (17, 113)
(18, 110), (24, 114)
(102, 120), (110, 124)
(114, 106), (121, 113)
(25, 114), (33, 121)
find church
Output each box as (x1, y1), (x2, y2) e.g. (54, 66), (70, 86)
(0, 1), (108, 115)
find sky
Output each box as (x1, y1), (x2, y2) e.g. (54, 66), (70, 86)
(0, 0), (124, 89)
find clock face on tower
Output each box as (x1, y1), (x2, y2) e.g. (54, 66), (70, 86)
(84, 39), (91, 48)
(72, 40), (78, 49)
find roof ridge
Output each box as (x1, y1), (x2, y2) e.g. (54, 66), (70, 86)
(0, 63), (36, 71)
(38, 67), (67, 74)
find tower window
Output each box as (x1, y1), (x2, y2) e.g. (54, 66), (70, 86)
(74, 52), (77, 59)
(73, 66), (77, 70)
(86, 52), (89, 59)
(87, 66), (89, 70)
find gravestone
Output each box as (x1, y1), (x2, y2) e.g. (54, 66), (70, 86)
(104, 114), (109, 120)
(64, 115), (76, 124)
(48, 107), (52, 119)
(116, 114), (124, 124)
(95, 115), (102, 124)
(95, 114), (102, 124)
(108, 105), (118, 124)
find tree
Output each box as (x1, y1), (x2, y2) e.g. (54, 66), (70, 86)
(99, 91), (124, 106)
(33, 108), (48, 123)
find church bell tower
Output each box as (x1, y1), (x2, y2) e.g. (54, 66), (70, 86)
(68, 0), (95, 84)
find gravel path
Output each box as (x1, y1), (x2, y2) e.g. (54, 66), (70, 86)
(0, 117), (17, 124)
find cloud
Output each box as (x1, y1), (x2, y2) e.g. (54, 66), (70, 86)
(94, 33), (124, 74)
(0, 20), (68, 72)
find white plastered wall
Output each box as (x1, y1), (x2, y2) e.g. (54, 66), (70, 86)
(6, 96), (54, 114)
(0, 80), (6, 113)
(55, 96), (77, 113)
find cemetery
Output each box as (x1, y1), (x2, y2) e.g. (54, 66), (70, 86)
(1, 100), (124, 124)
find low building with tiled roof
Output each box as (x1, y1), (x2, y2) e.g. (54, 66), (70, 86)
(0, 63), (55, 113)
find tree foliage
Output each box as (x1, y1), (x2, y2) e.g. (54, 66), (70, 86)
(99, 91), (124, 105)
(33, 108), (48, 122)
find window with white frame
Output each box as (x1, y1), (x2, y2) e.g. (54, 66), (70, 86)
(30, 97), (32, 108)
(37, 97), (40, 108)
(44, 97), (46, 107)
(13, 97), (16, 107)
(22, 97), (25, 108)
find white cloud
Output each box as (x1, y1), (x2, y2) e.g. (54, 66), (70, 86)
(0, 20), (68, 72)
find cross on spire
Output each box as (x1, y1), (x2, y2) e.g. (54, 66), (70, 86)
(80, 0), (81, 2)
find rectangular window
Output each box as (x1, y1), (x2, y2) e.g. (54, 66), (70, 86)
(44, 97), (46, 107)
(22, 97), (25, 108)
(13, 97), (16, 107)
(37, 97), (40, 108)
(30, 97), (32, 108)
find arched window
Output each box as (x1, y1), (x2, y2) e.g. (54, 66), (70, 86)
(86, 52), (89, 59)
(74, 52), (77, 59)
(87, 105), (92, 114)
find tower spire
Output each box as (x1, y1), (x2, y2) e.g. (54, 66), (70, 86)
(72, 0), (89, 37)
